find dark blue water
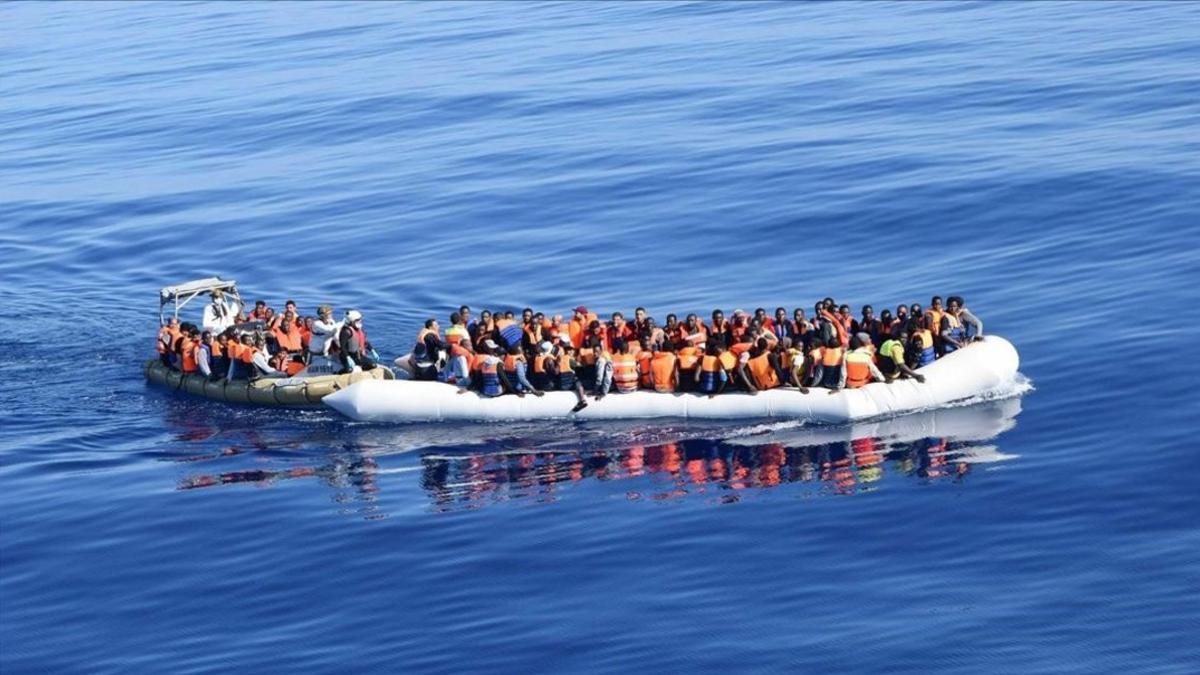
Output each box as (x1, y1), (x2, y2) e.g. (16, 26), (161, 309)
(2, 2), (1199, 672)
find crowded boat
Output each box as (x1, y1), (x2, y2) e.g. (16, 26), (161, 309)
(401, 296), (984, 412)
(148, 277), (1012, 420)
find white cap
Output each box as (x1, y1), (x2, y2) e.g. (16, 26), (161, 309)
(540, 341), (553, 354)
(346, 310), (363, 322)
(483, 339), (499, 349)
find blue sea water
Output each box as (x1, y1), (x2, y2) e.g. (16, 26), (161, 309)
(2, 1), (1199, 672)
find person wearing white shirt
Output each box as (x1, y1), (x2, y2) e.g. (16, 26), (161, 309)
(202, 290), (241, 334)
(310, 304), (341, 357)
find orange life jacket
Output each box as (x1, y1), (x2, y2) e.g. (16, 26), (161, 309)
(568, 313), (597, 349)
(748, 353), (779, 390)
(651, 352), (677, 392)
(718, 351), (737, 371)
(845, 349), (874, 389)
(240, 345), (256, 364)
(612, 353), (638, 393)
(821, 309), (849, 348)
(180, 338), (197, 373)
(284, 360), (305, 376)
(578, 342), (597, 366)
(450, 342), (472, 360)
(821, 346), (844, 367)
(156, 326), (178, 354)
(637, 351), (653, 388)
(503, 354), (522, 373)
(532, 354), (548, 373)
(470, 353), (487, 372)
(925, 309), (944, 336)
(677, 346), (700, 370)
(729, 341), (753, 359)
(274, 325), (302, 352)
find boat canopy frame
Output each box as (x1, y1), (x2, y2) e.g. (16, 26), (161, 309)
(159, 277), (242, 326)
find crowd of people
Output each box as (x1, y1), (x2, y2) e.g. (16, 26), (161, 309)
(410, 296), (984, 411)
(156, 290), (380, 381)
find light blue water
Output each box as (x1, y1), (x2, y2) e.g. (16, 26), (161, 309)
(2, 2), (1199, 672)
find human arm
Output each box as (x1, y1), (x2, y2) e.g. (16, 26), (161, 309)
(960, 308), (984, 339)
(869, 360), (885, 383)
(738, 362), (757, 393)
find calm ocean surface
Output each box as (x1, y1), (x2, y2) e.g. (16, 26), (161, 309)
(2, 2), (1198, 672)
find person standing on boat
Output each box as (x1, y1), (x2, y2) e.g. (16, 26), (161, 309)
(310, 305), (339, 357)
(203, 290), (240, 334)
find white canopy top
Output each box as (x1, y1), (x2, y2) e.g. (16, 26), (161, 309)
(158, 277), (241, 324)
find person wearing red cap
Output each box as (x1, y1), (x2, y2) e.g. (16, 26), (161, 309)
(568, 305), (596, 349)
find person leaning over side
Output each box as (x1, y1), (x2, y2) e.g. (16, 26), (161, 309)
(877, 330), (925, 383)
(157, 316), (181, 367)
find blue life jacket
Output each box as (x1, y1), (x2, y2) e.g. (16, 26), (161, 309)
(942, 315), (966, 354)
(498, 322), (523, 352)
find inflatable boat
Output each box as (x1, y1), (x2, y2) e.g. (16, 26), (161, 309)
(146, 276), (393, 407)
(323, 335), (1021, 423)
(144, 358), (393, 407)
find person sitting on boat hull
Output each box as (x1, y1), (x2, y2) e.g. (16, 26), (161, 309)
(546, 338), (588, 412)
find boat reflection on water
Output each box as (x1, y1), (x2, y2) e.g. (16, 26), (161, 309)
(171, 397), (1021, 514)
(420, 397), (1022, 510)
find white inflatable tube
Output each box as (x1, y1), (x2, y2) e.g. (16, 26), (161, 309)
(324, 336), (1020, 424)
(723, 396), (1023, 448)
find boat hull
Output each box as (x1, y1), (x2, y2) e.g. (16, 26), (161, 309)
(144, 359), (393, 407)
(322, 336), (1021, 423)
